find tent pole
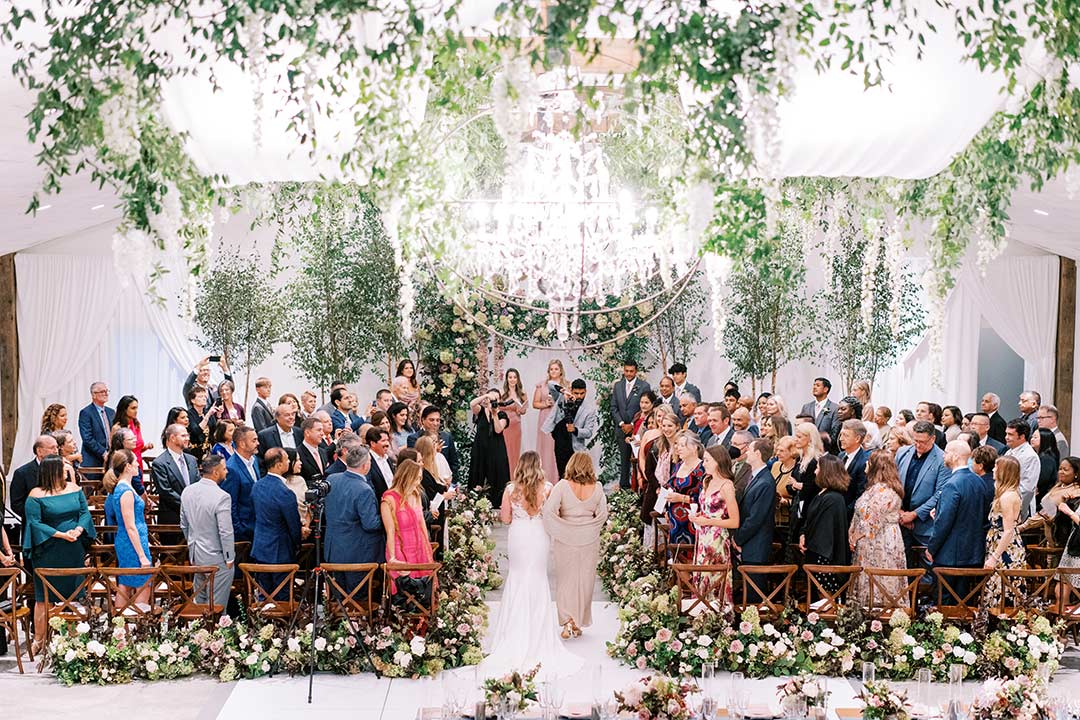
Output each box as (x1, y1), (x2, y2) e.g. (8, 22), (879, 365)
(1054, 256), (1076, 442)
(0, 253), (17, 474)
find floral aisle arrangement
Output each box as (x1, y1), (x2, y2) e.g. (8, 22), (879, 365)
(615, 675), (698, 720)
(778, 674), (829, 716)
(482, 664), (540, 713)
(597, 490), (654, 600)
(857, 680), (912, 720)
(968, 676), (1050, 720)
(980, 613), (1063, 679)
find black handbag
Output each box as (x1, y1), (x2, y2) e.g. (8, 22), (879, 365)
(392, 574), (433, 608)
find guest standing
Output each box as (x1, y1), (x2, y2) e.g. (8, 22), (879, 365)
(215, 380), (245, 422)
(734, 439), (777, 597)
(799, 455), (850, 592)
(365, 427), (395, 500)
(104, 450), (153, 610)
(249, 377), (276, 432)
(468, 389), (512, 507)
(186, 387), (214, 459)
(22, 455), (95, 654)
(78, 382), (115, 471)
(983, 456), (1026, 608)
(1056, 486), (1080, 612)
(324, 445), (385, 593)
(415, 436), (457, 510)
(381, 459), (436, 595)
(51, 430), (81, 485)
(40, 403), (69, 434)
(251, 448), (306, 597)
(533, 359), (567, 485)
(151, 424), (199, 527)
(611, 360), (650, 490)
(1032, 427), (1061, 505)
(180, 454), (236, 609)
(500, 369), (528, 479)
(640, 406), (679, 547)
(281, 449), (311, 529)
(103, 428), (146, 496)
(211, 420), (237, 460)
(787, 422), (824, 559)
(387, 402), (413, 455)
(392, 359), (423, 427)
(666, 432), (706, 544)
(942, 406), (963, 442)
(1017, 455), (1080, 546)
(896, 421), (951, 556)
(406, 407), (461, 480)
(223, 425), (261, 542)
(543, 451), (608, 638)
(926, 441), (993, 589)
(690, 446), (739, 608)
(850, 450), (907, 606)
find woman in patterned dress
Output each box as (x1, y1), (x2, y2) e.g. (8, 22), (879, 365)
(690, 445), (739, 609)
(666, 431), (706, 545)
(983, 455), (1026, 609)
(849, 450), (907, 606)
(1055, 457), (1080, 608)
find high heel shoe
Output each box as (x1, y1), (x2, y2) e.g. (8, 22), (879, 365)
(560, 622), (572, 640)
(30, 639), (44, 657)
(571, 622), (582, 638)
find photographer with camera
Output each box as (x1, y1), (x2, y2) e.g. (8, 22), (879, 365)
(541, 379), (600, 480)
(468, 388), (512, 508)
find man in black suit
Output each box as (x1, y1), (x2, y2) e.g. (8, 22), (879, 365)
(969, 413), (1006, 452)
(182, 356), (233, 405)
(980, 393), (1007, 445)
(249, 377), (275, 432)
(297, 415), (329, 486)
(406, 406), (460, 479)
(151, 424), (200, 527)
(256, 403), (304, 460)
(10, 435), (59, 538)
(610, 359), (650, 489)
(734, 438), (776, 600)
(365, 426), (395, 500)
(837, 418), (869, 521)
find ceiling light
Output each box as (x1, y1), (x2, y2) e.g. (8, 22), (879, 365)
(1033, 209), (1049, 216)
(91, 204), (105, 210)
(38, 204), (52, 210)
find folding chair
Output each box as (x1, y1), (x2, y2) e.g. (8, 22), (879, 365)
(996, 567), (1056, 618)
(864, 567), (924, 619)
(934, 567), (994, 624)
(238, 563), (301, 621)
(159, 565), (224, 621)
(99, 567), (162, 622)
(0, 567), (33, 673)
(671, 563), (731, 618)
(384, 561), (441, 633)
(322, 563), (382, 628)
(735, 564), (798, 619)
(799, 565), (862, 620)
(34, 567), (98, 655)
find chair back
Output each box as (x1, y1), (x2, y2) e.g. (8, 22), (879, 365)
(800, 565), (862, 619)
(149, 544), (190, 567)
(1053, 568), (1080, 627)
(88, 544), (118, 568)
(322, 563), (382, 625)
(159, 565), (223, 620)
(238, 563), (301, 620)
(99, 567), (162, 621)
(864, 567), (924, 618)
(0, 567), (23, 620)
(934, 567), (994, 623)
(996, 568), (1056, 617)
(736, 564), (798, 618)
(146, 525), (183, 545)
(384, 561), (441, 631)
(671, 563), (731, 618)
(34, 567), (98, 623)
(1025, 545), (1064, 570)
(665, 543), (695, 566)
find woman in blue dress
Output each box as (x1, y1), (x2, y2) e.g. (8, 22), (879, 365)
(104, 449), (153, 609)
(666, 432), (706, 544)
(210, 419), (236, 460)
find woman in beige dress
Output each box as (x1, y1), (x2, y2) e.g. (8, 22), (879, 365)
(543, 451), (609, 639)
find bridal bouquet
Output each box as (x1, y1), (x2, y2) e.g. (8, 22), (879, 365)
(482, 664), (540, 712)
(968, 676), (1049, 720)
(616, 675), (698, 720)
(857, 680), (911, 720)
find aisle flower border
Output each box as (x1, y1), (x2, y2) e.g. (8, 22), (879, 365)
(45, 491), (501, 685)
(599, 491), (1069, 682)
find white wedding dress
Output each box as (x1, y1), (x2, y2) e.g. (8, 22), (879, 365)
(478, 484), (583, 678)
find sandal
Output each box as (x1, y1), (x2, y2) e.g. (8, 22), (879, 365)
(560, 622), (572, 640)
(570, 621), (582, 638)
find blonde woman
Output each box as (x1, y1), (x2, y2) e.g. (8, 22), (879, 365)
(415, 435), (457, 515)
(640, 405), (680, 547)
(544, 451), (608, 639)
(886, 425), (914, 453)
(533, 359), (567, 484)
(764, 395), (790, 422)
(480, 451), (582, 675)
(380, 459), (435, 595)
(788, 421), (825, 558)
(983, 456), (1026, 608)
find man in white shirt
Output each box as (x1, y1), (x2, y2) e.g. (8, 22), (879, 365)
(668, 362), (701, 403)
(799, 377), (836, 433)
(256, 403), (302, 460)
(365, 427), (395, 500)
(1004, 419), (1040, 520)
(298, 415), (328, 486)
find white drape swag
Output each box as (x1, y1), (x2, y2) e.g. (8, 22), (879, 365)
(129, 265), (202, 376)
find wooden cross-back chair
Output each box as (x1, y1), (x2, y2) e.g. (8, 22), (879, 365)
(99, 567), (163, 623)
(145, 525), (183, 545)
(0, 567), (33, 673)
(864, 567), (925, 619)
(665, 543), (695, 566)
(736, 564), (798, 619)
(671, 563), (731, 619)
(88, 544), (118, 569)
(76, 466), (105, 482)
(1053, 568), (1080, 642)
(384, 562), (441, 633)
(159, 565), (223, 621)
(1025, 545), (1064, 570)
(149, 544), (190, 567)
(322, 563), (382, 628)
(996, 568), (1057, 618)
(34, 567), (99, 653)
(93, 526), (118, 544)
(238, 563), (301, 622)
(799, 565), (862, 620)
(934, 567), (994, 624)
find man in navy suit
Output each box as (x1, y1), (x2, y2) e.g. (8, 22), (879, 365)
(610, 360), (650, 489)
(406, 406), (459, 479)
(324, 445), (384, 594)
(222, 425), (261, 541)
(734, 438), (776, 600)
(927, 440), (994, 595)
(837, 419), (869, 521)
(251, 448), (306, 599)
(969, 413), (1006, 453)
(329, 388), (366, 433)
(77, 381), (115, 470)
(895, 421), (952, 558)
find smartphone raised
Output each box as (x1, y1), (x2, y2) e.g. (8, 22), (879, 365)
(208, 355), (221, 363)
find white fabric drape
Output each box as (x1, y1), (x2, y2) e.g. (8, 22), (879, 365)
(13, 254), (121, 469)
(128, 265), (202, 378)
(960, 256), (1059, 395)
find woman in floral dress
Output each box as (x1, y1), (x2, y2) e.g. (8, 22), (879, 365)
(983, 456), (1026, 609)
(849, 450), (907, 606)
(666, 432), (706, 545)
(690, 445), (740, 609)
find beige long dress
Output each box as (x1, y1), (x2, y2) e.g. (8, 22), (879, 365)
(542, 481), (609, 627)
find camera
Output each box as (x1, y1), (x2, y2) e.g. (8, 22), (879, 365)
(305, 477), (332, 505)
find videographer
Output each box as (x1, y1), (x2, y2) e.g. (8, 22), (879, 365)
(541, 379), (599, 479)
(467, 389), (511, 508)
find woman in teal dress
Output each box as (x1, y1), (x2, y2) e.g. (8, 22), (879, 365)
(23, 455), (95, 654)
(104, 449), (153, 609)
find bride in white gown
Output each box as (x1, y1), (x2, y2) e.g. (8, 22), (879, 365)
(478, 451), (583, 677)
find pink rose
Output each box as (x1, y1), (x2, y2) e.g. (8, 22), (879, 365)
(218, 615), (233, 628)
(644, 641), (654, 652)
(636, 656), (648, 670)
(730, 640), (744, 654)
(801, 631), (814, 642)
(739, 621), (752, 634)
(656, 628), (673, 643)
(807, 612), (819, 624)
(670, 640), (683, 652)
(870, 620), (883, 632)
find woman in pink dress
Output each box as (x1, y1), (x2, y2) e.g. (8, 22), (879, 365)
(532, 359), (567, 484)
(380, 459), (436, 595)
(501, 368), (528, 478)
(112, 395), (153, 470)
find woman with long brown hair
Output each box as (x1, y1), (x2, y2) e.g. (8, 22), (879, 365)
(690, 445), (740, 607)
(40, 403), (68, 434)
(849, 449), (907, 605)
(799, 455), (850, 593)
(640, 405), (679, 547)
(380, 459), (435, 596)
(501, 368), (529, 478)
(544, 451), (608, 639)
(983, 455), (1026, 608)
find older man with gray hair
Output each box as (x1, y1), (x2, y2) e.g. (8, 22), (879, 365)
(1037, 404), (1070, 458)
(981, 392), (1007, 445)
(324, 444), (385, 590)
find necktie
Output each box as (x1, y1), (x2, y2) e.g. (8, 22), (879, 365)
(625, 380), (633, 399)
(312, 446), (323, 472)
(176, 453), (190, 486)
(99, 406), (109, 436)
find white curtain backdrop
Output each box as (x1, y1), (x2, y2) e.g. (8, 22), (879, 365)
(127, 259), (203, 377)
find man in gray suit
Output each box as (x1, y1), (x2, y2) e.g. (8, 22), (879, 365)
(668, 363), (701, 403)
(1037, 404), (1071, 458)
(610, 360), (651, 489)
(543, 379), (600, 480)
(180, 454), (235, 609)
(800, 377), (837, 433)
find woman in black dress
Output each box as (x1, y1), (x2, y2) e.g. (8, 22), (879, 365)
(468, 388), (511, 508)
(799, 454), (851, 593)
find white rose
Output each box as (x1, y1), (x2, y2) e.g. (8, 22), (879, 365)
(697, 635), (712, 647)
(287, 638), (301, 653)
(902, 635), (916, 646)
(953, 646), (965, 658)
(507, 691), (522, 707)
(313, 637), (327, 652)
(76, 622), (91, 635)
(763, 623), (776, 636)
(159, 642), (174, 656)
(959, 632), (974, 645)
(815, 641), (832, 657)
(245, 653), (259, 666)
(87, 640), (107, 657)
(964, 652), (977, 664)
(145, 659), (159, 674)
(64, 649), (77, 663)
(410, 635), (426, 656)
(912, 646), (926, 660)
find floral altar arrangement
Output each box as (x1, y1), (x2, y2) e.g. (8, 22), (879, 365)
(857, 680), (912, 720)
(968, 676), (1049, 720)
(482, 664), (540, 713)
(615, 675), (699, 720)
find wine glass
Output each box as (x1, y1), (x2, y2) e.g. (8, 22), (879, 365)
(862, 662), (876, 684)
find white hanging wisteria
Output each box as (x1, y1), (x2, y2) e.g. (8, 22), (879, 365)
(883, 224), (906, 336)
(705, 251), (733, 349)
(99, 65), (142, 165)
(860, 219), (882, 330)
